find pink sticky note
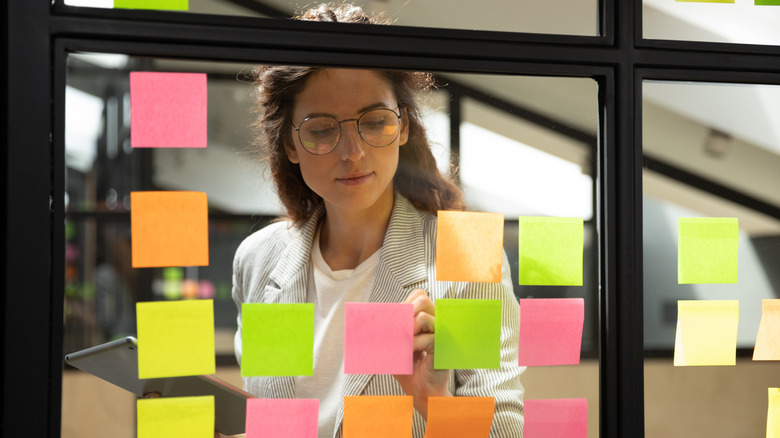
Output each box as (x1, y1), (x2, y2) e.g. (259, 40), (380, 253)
(518, 298), (584, 366)
(245, 399), (318, 438)
(130, 71), (207, 148)
(524, 399), (588, 438)
(344, 302), (414, 375)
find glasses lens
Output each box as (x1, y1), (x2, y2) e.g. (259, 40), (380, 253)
(358, 109), (400, 147)
(299, 117), (339, 154)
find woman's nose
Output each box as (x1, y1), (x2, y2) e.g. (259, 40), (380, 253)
(339, 122), (366, 161)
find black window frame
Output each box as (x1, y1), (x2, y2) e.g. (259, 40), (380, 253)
(4, 1), (780, 437)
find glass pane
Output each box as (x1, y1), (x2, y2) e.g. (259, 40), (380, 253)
(452, 73), (600, 437)
(62, 54), (600, 437)
(643, 80), (780, 437)
(62, 0), (599, 36)
(644, 0), (780, 46)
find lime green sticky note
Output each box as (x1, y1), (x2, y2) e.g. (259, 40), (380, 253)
(241, 303), (314, 376)
(769, 388), (780, 438)
(115, 0), (188, 10)
(518, 217), (584, 286)
(136, 300), (215, 379)
(434, 299), (501, 369)
(678, 217), (739, 284)
(137, 396), (214, 438)
(756, 0), (780, 5)
(674, 300), (738, 366)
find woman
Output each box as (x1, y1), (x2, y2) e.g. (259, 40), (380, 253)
(232, 5), (524, 437)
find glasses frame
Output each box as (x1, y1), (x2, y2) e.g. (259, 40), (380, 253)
(292, 106), (403, 155)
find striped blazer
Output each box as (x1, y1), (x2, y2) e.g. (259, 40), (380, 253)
(232, 192), (525, 437)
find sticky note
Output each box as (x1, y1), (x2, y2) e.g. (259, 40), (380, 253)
(116, 0), (189, 10)
(518, 298), (584, 366)
(246, 399), (318, 438)
(674, 300), (738, 366)
(137, 396), (214, 438)
(131, 191), (209, 268)
(524, 398), (588, 438)
(130, 71), (205, 147)
(343, 396), (413, 438)
(425, 397), (495, 438)
(241, 303), (314, 376)
(769, 388), (780, 438)
(678, 217), (738, 284)
(756, 0), (780, 4)
(344, 302), (414, 375)
(754, 300), (780, 361)
(676, 0), (733, 3)
(434, 299), (501, 369)
(517, 217), (583, 286)
(136, 299), (215, 378)
(436, 211), (504, 283)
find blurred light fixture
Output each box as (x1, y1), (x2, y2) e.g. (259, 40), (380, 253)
(704, 128), (731, 158)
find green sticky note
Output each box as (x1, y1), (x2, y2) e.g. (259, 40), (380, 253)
(518, 217), (584, 286)
(136, 300), (215, 379)
(434, 299), (501, 369)
(241, 303), (314, 376)
(115, 0), (189, 10)
(675, 0), (734, 3)
(678, 217), (739, 284)
(756, 0), (780, 5)
(137, 396), (214, 438)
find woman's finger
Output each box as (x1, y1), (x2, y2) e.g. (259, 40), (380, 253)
(414, 311), (435, 335)
(413, 333), (435, 354)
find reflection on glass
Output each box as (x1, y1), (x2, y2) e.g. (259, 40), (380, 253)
(644, 0), (780, 46)
(643, 80), (780, 438)
(64, 0), (599, 36)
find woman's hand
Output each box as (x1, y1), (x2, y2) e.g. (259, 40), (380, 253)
(393, 289), (452, 419)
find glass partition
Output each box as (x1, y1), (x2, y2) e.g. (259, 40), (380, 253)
(643, 0), (780, 46)
(61, 0), (599, 36)
(62, 53), (601, 437)
(643, 80), (780, 437)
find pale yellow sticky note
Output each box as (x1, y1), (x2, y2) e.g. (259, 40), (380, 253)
(674, 300), (738, 366)
(137, 396), (214, 438)
(436, 211), (504, 283)
(754, 300), (780, 361)
(137, 299), (215, 378)
(768, 388), (780, 438)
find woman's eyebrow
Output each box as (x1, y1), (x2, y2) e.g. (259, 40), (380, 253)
(300, 102), (393, 120)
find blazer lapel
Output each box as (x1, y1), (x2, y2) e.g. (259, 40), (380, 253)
(333, 194), (428, 437)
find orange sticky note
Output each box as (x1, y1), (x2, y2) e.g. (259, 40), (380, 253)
(436, 211), (504, 283)
(343, 396), (413, 438)
(425, 397), (495, 438)
(131, 191), (209, 268)
(754, 300), (780, 361)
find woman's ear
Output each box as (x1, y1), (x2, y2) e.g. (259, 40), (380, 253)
(399, 108), (410, 146)
(284, 136), (300, 163)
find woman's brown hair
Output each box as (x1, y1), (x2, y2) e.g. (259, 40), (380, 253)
(251, 3), (464, 223)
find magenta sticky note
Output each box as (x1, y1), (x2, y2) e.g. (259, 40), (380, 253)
(518, 298), (584, 366)
(130, 71), (207, 148)
(344, 302), (414, 375)
(245, 399), (318, 438)
(524, 399), (588, 438)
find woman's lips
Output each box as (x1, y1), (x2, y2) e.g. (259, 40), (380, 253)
(337, 171), (374, 186)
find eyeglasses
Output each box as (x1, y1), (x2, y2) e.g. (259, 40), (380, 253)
(292, 107), (402, 155)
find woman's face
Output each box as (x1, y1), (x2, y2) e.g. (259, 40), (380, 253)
(286, 69), (408, 217)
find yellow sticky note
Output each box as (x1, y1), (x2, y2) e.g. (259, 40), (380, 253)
(137, 396), (214, 438)
(678, 217), (739, 284)
(769, 388), (780, 438)
(754, 300), (780, 361)
(436, 211), (504, 283)
(137, 299), (215, 378)
(131, 191), (209, 268)
(674, 300), (738, 366)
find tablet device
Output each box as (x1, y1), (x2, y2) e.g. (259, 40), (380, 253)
(64, 336), (253, 435)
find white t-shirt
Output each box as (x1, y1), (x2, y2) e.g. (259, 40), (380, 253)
(294, 231), (379, 438)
